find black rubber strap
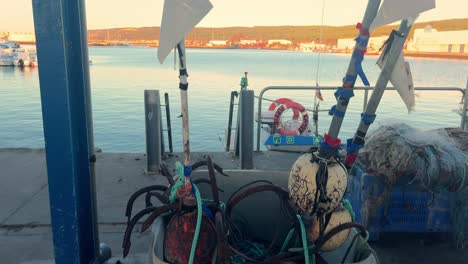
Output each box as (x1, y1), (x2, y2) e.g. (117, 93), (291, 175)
(340, 98), (349, 106)
(354, 136), (365, 146)
(179, 69), (188, 76)
(179, 83), (188, 90)
(356, 130), (366, 138)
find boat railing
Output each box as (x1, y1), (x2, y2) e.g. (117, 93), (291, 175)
(255, 95), (330, 114)
(256, 85), (468, 152)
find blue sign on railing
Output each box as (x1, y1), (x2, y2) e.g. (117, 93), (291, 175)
(264, 134), (322, 146)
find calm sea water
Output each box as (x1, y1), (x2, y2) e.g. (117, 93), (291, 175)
(0, 47), (467, 152)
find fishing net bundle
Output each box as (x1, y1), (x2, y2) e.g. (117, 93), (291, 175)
(357, 124), (468, 193)
(356, 124), (468, 248)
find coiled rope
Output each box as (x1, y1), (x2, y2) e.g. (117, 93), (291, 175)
(169, 162), (203, 264)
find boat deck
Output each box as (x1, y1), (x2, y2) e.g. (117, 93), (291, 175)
(1, 148), (467, 263)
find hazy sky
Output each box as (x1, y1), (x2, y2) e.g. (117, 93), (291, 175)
(1, 0), (467, 32)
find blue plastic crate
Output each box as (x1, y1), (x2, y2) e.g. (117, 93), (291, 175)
(345, 164), (454, 240)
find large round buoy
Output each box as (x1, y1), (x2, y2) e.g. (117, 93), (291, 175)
(288, 153), (347, 215)
(308, 205), (352, 251)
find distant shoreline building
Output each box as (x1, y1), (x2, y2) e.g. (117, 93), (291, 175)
(0, 32), (8, 40)
(407, 26), (468, 53)
(337, 36), (387, 52)
(299, 42), (325, 51)
(2, 32), (36, 43)
(267, 39), (292, 46)
(337, 26), (468, 54)
(207, 40), (227, 47)
(239, 38), (257, 45)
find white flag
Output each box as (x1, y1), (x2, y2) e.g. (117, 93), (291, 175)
(158, 0), (213, 63)
(370, 0), (435, 31)
(377, 52), (415, 112)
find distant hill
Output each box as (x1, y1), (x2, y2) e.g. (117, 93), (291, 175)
(88, 18), (468, 45)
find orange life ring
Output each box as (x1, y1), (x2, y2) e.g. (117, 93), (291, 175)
(273, 101), (309, 135)
(268, 98), (300, 120)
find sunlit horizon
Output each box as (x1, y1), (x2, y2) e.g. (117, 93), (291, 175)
(1, 0), (467, 32)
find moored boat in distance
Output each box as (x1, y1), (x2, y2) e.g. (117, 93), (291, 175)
(0, 41), (38, 67)
(0, 41), (16, 66)
(13, 48), (31, 67)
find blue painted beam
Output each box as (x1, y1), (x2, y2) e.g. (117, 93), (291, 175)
(32, 0), (97, 263)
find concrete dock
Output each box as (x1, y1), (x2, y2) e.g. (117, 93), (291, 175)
(1, 148), (467, 263)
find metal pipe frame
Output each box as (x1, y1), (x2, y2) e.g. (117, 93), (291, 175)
(326, 0), (381, 141)
(32, 0), (99, 262)
(256, 86), (465, 151)
(164, 93), (174, 153)
(352, 20), (413, 144)
(460, 79), (468, 130)
(226, 91), (237, 151)
(255, 95), (329, 113)
(235, 101), (241, 157)
(177, 40), (191, 166)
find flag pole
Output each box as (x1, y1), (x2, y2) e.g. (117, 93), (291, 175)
(157, 0), (212, 167)
(176, 40), (191, 166)
(318, 0), (381, 158)
(345, 19), (413, 165)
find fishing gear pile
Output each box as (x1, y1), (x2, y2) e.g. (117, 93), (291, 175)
(357, 124), (468, 192)
(122, 156), (380, 263)
(223, 174), (376, 263)
(284, 143), (379, 264)
(122, 157), (229, 263)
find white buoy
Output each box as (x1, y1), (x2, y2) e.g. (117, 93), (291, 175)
(309, 205), (352, 252)
(288, 153), (347, 215)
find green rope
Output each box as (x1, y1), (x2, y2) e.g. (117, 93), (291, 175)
(230, 241), (268, 264)
(169, 180), (184, 203)
(342, 199), (355, 222)
(189, 183), (203, 264)
(280, 228), (295, 252)
(297, 214), (311, 264)
(169, 162), (187, 203)
(169, 161), (203, 264)
(169, 181), (202, 264)
(175, 161), (184, 178)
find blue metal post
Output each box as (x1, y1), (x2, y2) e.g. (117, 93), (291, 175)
(32, 0), (98, 263)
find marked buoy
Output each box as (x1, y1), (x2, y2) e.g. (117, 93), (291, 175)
(288, 153), (347, 215)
